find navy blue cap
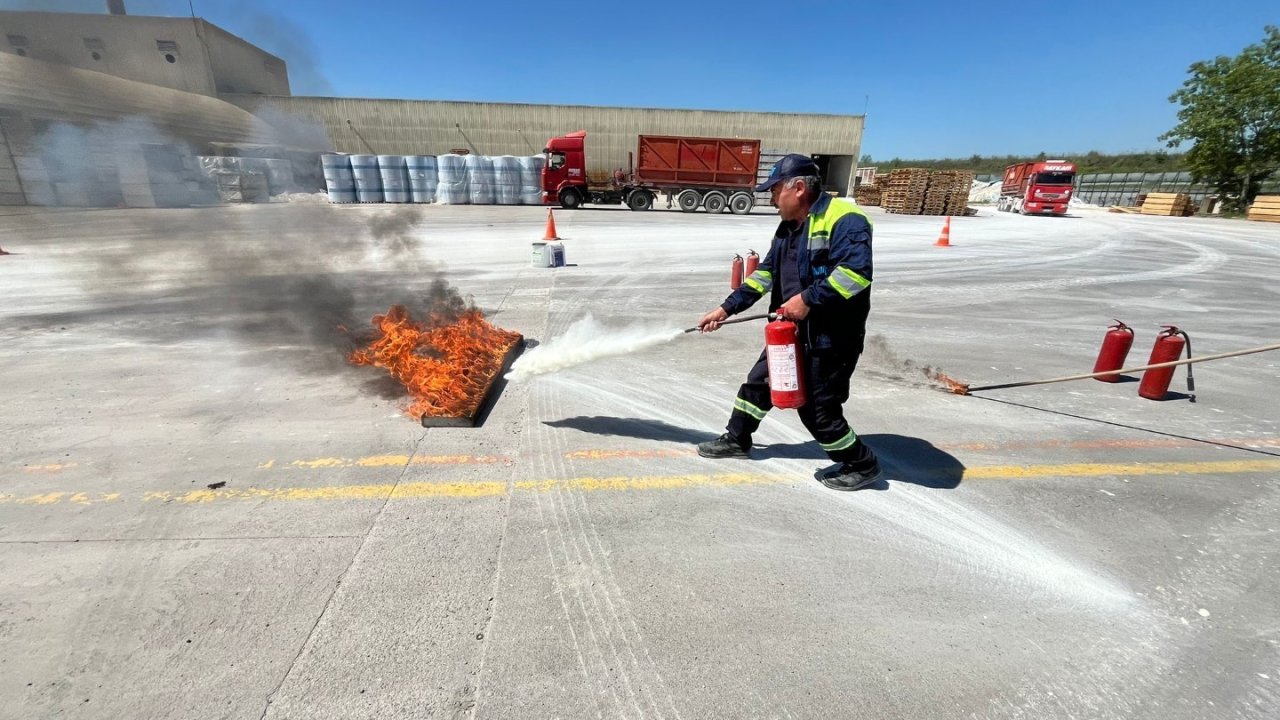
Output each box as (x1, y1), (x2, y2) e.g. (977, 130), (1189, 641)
(755, 153), (820, 192)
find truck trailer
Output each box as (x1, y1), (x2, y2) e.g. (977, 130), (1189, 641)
(998, 160), (1076, 215)
(542, 131), (761, 214)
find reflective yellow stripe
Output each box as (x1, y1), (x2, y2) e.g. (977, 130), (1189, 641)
(808, 198), (872, 243)
(733, 397), (768, 420)
(820, 429), (857, 451)
(826, 266), (871, 299)
(743, 269), (772, 294)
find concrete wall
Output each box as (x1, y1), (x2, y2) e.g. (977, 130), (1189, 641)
(0, 11), (288, 97)
(224, 95), (864, 191)
(201, 21), (290, 96)
(0, 52), (279, 206)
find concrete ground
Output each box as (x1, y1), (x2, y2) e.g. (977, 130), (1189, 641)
(1, 199), (1278, 720)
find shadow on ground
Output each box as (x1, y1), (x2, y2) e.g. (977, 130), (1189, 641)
(543, 416), (717, 444)
(760, 433), (964, 490)
(543, 419), (964, 490)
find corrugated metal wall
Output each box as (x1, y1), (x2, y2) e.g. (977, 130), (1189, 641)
(225, 95), (863, 187)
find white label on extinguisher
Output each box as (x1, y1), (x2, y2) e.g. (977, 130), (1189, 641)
(767, 343), (800, 392)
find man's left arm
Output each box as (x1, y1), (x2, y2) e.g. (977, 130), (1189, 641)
(800, 214), (873, 307)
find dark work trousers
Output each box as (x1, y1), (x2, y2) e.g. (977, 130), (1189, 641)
(726, 347), (876, 467)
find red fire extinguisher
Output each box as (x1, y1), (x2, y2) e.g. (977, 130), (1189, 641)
(1092, 320), (1134, 383)
(1139, 325), (1195, 401)
(765, 318), (806, 409)
(730, 253), (744, 290)
(744, 249), (759, 278)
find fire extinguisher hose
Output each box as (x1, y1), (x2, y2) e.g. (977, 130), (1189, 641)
(961, 341), (1280, 394)
(682, 312), (775, 334)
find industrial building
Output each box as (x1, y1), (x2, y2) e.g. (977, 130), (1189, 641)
(0, 3), (864, 206)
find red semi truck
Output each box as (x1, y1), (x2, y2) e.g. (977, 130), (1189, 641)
(998, 160), (1076, 215)
(542, 131), (761, 214)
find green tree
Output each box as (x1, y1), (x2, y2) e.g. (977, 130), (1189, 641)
(1161, 26), (1280, 211)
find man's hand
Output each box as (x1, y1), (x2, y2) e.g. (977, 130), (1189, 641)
(698, 307), (729, 332)
(777, 294), (810, 321)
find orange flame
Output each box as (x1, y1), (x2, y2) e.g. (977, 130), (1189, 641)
(348, 306), (521, 419)
(924, 368), (970, 395)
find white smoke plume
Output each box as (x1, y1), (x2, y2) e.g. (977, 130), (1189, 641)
(507, 315), (684, 381)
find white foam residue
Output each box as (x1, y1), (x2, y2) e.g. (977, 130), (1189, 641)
(507, 314), (684, 381)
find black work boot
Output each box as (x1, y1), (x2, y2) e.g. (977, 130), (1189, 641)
(697, 433), (751, 459)
(817, 461), (882, 491)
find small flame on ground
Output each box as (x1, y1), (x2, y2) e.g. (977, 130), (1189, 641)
(862, 335), (969, 394)
(348, 306), (521, 419)
(926, 368), (970, 395)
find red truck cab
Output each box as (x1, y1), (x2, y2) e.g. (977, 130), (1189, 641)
(543, 131), (590, 207)
(999, 160), (1076, 215)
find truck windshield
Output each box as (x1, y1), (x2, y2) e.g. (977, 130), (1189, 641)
(1035, 172), (1074, 185)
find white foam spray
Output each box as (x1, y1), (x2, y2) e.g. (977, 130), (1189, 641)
(507, 314), (684, 381)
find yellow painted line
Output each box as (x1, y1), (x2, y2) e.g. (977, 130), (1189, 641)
(965, 459), (1280, 480)
(1, 491), (121, 505)
(20, 463), (79, 473)
(564, 449), (694, 460)
(266, 454), (509, 470)
(946, 436), (1280, 453)
(3, 460), (1278, 507)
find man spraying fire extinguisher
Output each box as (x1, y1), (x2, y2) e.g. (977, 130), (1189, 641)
(696, 154), (881, 491)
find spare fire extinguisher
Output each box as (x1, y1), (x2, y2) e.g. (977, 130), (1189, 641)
(765, 317), (806, 409)
(1092, 320), (1134, 383)
(730, 253), (744, 290)
(744, 249), (759, 278)
(1139, 325), (1195, 401)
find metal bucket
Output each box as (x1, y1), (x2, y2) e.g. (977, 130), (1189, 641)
(531, 241), (551, 268)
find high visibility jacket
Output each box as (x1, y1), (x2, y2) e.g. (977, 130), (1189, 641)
(721, 193), (873, 351)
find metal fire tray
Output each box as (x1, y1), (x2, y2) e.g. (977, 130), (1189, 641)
(420, 336), (524, 428)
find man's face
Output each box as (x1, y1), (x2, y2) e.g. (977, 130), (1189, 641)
(770, 180), (807, 222)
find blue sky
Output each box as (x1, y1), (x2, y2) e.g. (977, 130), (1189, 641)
(9, 0), (1278, 159)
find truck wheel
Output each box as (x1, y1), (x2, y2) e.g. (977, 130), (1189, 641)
(558, 188), (582, 209)
(676, 189), (701, 213)
(729, 192), (754, 215)
(702, 191), (727, 214)
(626, 190), (653, 211)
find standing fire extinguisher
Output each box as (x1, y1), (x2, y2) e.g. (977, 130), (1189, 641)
(744, 249), (759, 278)
(1092, 320), (1134, 382)
(730, 254), (744, 290)
(765, 317), (806, 408)
(1139, 325), (1195, 401)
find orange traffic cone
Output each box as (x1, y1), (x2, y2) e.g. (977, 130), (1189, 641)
(934, 216), (952, 247)
(543, 209), (560, 241)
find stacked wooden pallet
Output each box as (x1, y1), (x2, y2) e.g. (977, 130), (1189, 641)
(853, 184), (880, 206)
(882, 168), (929, 214)
(1246, 195), (1280, 223)
(921, 170), (975, 216)
(1140, 192), (1194, 217)
(944, 171), (974, 216)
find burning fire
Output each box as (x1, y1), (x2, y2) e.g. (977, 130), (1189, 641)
(925, 368), (970, 395)
(348, 306), (521, 419)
